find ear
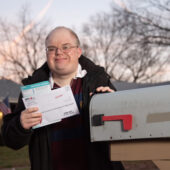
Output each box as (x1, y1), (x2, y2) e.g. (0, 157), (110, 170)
(77, 47), (82, 59)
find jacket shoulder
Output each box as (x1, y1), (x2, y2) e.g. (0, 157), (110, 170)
(22, 62), (50, 85)
(79, 55), (108, 75)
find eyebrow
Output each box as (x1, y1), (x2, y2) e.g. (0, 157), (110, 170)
(61, 43), (72, 46)
(47, 46), (56, 48)
(47, 43), (72, 48)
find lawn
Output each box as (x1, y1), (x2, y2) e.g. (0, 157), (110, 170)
(0, 117), (30, 169)
(0, 146), (30, 169)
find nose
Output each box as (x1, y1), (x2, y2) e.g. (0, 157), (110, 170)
(55, 48), (63, 55)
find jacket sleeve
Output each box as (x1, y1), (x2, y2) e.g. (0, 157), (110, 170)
(1, 93), (32, 150)
(97, 71), (116, 91)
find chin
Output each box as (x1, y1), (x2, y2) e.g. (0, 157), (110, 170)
(53, 67), (69, 74)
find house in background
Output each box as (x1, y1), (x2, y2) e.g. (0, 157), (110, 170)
(111, 80), (170, 91)
(1, 78), (170, 111)
(0, 79), (21, 145)
(0, 79), (21, 111)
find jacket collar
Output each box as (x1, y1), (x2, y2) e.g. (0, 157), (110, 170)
(22, 55), (107, 85)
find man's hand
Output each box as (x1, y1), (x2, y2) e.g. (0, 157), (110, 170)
(20, 107), (42, 130)
(90, 86), (114, 96)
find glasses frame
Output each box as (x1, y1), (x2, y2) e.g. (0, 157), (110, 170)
(46, 44), (78, 55)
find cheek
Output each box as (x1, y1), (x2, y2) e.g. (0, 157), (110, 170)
(69, 56), (78, 64)
(69, 50), (81, 62)
(47, 56), (54, 66)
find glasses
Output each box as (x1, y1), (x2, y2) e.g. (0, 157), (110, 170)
(46, 44), (78, 55)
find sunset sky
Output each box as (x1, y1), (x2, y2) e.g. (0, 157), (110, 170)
(1, 0), (169, 81)
(0, 0), (113, 30)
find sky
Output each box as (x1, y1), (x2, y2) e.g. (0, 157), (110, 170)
(0, 0), (114, 78)
(0, 0), (113, 32)
(1, 0), (169, 81)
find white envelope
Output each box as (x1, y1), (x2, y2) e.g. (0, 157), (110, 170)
(23, 85), (79, 129)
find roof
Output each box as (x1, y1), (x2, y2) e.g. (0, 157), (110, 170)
(111, 80), (170, 91)
(1, 78), (170, 103)
(0, 79), (21, 103)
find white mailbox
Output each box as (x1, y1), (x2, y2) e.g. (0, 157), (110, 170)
(89, 85), (170, 142)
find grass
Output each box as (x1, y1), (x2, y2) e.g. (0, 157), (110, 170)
(0, 146), (30, 169)
(0, 117), (30, 169)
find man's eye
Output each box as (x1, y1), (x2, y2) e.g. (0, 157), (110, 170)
(48, 48), (55, 51)
(62, 46), (69, 50)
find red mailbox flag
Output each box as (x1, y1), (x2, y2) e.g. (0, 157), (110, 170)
(102, 114), (133, 131)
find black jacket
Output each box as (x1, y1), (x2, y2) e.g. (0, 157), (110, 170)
(2, 56), (123, 170)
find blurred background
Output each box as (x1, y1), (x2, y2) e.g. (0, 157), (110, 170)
(1, 0), (170, 169)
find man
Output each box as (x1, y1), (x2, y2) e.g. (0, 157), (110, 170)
(2, 26), (124, 170)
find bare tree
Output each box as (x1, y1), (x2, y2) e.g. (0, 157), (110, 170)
(127, 0), (170, 46)
(81, 0), (170, 83)
(81, 10), (133, 72)
(0, 6), (49, 83)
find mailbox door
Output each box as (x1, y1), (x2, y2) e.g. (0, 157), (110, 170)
(89, 85), (170, 142)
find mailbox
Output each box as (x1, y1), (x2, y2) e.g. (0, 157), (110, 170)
(89, 84), (170, 142)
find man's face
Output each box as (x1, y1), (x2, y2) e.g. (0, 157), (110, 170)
(46, 29), (82, 77)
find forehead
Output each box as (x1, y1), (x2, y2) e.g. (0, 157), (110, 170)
(46, 29), (76, 46)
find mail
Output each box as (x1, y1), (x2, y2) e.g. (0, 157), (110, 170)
(22, 84), (79, 129)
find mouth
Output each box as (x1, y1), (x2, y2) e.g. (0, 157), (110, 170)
(55, 58), (67, 62)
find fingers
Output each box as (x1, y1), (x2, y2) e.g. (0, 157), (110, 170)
(26, 107), (39, 113)
(89, 92), (93, 96)
(96, 86), (114, 93)
(90, 86), (114, 96)
(20, 107), (42, 130)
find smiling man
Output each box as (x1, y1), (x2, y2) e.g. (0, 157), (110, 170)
(45, 27), (82, 86)
(2, 26), (124, 170)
